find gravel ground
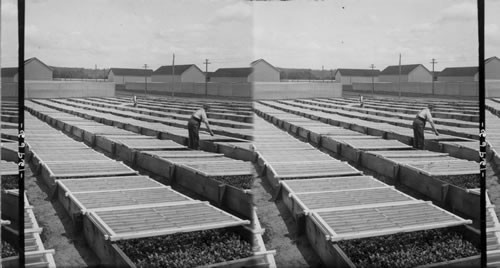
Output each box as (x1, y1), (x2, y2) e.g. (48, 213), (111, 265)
(487, 162), (500, 218)
(252, 166), (323, 268)
(24, 164), (100, 267)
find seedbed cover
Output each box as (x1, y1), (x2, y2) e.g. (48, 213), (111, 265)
(87, 201), (250, 241)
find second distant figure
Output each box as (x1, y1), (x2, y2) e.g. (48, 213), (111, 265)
(413, 104), (439, 150)
(188, 104), (215, 150)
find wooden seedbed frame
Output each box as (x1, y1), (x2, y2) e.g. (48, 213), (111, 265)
(397, 163), (480, 226)
(174, 164), (254, 219)
(264, 100), (479, 140)
(93, 134), (147, 154)
(255, 152), (332, 175)
(214, 142), (255, 161)
(256, 108), (481, 227)
(55, 178), (192, 225)
(27, 103), (256, 220)
(1, 190), (19, 226)
(280, 184), (409, 221)
(1, 191), (57, 268)
(135, 150), (224, 178)
(81, 203), (253, 267)
(88, 226), (267, 268)
(439, 141), (479, 162)
(254, 106), (480, 267)
(38, 160), (138, 193)
(113, 140), (187, 165)
(263, 161), (362, 190)
(303, 203), (479, 267)
(255, 102), (479, 161)
(36, 98), (253, 141)
(29, 150), (110, 175)
(358, 149), (480, 225)
(1, 142), (18, 162)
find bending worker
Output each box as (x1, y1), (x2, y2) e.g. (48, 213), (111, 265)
(188, 104), (214, 150)
(413, 104), (439, 149)
(133, 95), (138, 107)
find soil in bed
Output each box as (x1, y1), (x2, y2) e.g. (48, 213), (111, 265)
(1, 239), (18, 258)
(1, 175), (19, 190)
(117, 229), (253, 268)
(337, 228), (479, 268)
(210, 174), (255, 189)
(435, 174), (479, 189)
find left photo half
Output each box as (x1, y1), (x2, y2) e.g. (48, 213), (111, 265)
(1, 0), (275, 267)
(1, 0), (32, 267)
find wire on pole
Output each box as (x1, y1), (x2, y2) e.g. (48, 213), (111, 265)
(430, 58), (437, 95)
(143, 64), (148, 97)
(370, 64), (376, 95)
(204, 59), (211, 96)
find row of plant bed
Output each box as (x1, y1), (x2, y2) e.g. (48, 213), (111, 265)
(117, 229), (253, 268)
(1, 239), (18, 258)
(337, 228), (478, 268)
(209, 175), (255, 190)
(434, 174), (479, 189)
(1, 175), (18, 190)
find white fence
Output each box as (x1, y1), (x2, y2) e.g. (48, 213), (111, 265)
(352, 81), (478, 97)
(2, 81), (116, 98)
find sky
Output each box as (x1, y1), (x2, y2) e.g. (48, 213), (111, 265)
(1, 0), (499, 72)
(254, 0), (489, 71)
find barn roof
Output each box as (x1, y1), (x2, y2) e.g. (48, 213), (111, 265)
(1, 67), (18, 78)
(25, 57), (53, 71)
(439, 66), (478, 77)
(335, 68), (380, 77)
(153, 64), (201, 75)
(2, 57), (52, 77)
(486, 56), (500, 64)
(251, 59), (280, 72)
(212, 67), (253, 78)
(380, 64), (427, 75)
(110, 68), (153, 76)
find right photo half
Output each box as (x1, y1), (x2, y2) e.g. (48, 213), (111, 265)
(251, 1), (482, 267)
(485, 0), (500, 267)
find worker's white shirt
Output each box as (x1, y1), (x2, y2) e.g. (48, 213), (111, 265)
(192, 108), (208, 123)
(417, 108), (434, 122)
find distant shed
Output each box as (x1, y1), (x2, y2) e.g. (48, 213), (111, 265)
(334, 68), (380, 85)
(1, 57), (53, 82)
(486, 56), (500, 80)
(379, 64), (432, 83)
(438, 67), (478, 82)
(108, 68), (153, 84)
(152, 64), (205, 83)
(250, 59), (280, 82)
(211, 68), (253, 83)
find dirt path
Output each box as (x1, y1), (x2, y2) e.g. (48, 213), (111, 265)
(487, 162), (500, 218)
(252, 166), (323, 268)
(24, 164), (100, 267)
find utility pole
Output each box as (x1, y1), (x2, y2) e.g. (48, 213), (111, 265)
(204, 59), (211, 96)
(398, 53), (402, 98)
(370, 64), (376, 95)
(430, 58), (437, 95)
(143, 64), (148, 96)
(171, 53), (175, 97)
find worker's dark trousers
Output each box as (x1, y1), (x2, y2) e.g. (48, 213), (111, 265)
(412, 117), (426, 150)
(187, 117), (201, 150)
